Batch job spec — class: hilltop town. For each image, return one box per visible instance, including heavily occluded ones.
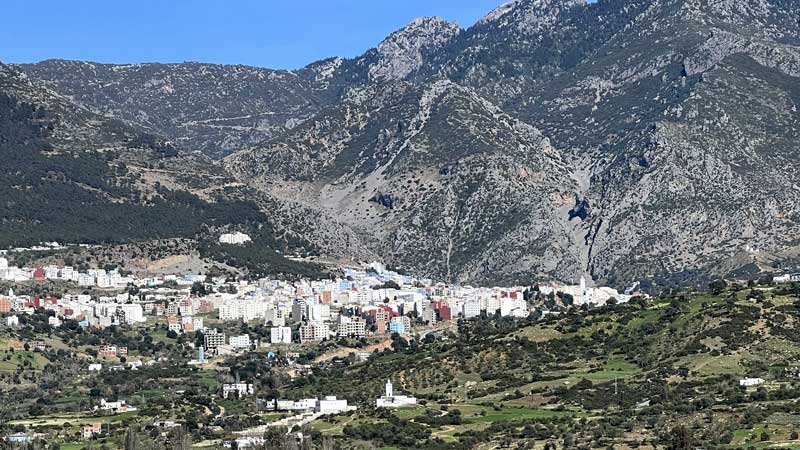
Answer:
[0,239,637,356]
[0,237,646,448]
[3,238,800,449]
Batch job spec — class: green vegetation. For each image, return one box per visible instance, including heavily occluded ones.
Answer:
[284,285,800,449]
[0,92,265,248]
[3,284,800,449]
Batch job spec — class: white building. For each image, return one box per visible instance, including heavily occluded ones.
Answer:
[117,304,145,324]
[265,308,286,327]
[292,301,330,324]
[462,299,481,319]
[6,315,19,327]
[78,273,95,287]
[97,399,136,413]
[317,396,351,415]
[266,397,354,415]
[220,300,266,322]
[308,303,330,323]
[267,398,318,412]
[376,379,417,408]
[222,383,254,399]
[500,297,528,318]
[484,297,501,315]
[219,232,252,245]
[229,334,251,349]
[338,316,366,338]
[740,377,765,387]
[555,276,632,307]
[270,326,292,344]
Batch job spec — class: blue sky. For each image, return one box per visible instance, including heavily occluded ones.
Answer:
[1,0,508,69]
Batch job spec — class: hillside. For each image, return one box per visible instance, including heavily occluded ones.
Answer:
[3,283,800,449]
[14,0,800,289]
[0,62,332,278]
[282,283,800,449]
[0,63,253,244]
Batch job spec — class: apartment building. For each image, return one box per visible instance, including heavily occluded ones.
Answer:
[300,323,330,344]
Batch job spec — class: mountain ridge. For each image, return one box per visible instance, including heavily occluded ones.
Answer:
[9,0,800,289]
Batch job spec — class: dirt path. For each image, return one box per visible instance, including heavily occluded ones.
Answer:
[314,339,393,363]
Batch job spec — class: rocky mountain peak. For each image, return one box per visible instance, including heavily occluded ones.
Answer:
[368,16,461,82]
[478,0,586,32]
[303,57,344,88]
[666,0,799,35]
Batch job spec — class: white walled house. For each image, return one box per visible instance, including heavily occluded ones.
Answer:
[739,377,765,387]
[229,334,251,349]
[219,232,252,245]
[222,383,254,399]
[318,396,351,415]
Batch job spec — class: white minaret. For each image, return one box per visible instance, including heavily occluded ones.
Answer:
[385,379,393,398]
[579,276,587,305]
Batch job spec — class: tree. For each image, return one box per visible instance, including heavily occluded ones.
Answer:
[709,279,727,295]
[320,437,339,450]
[190,282,207,297]
[168,427,192,450]
[123,428,139,450]
[563,432,574,448]
[668,426,693,450]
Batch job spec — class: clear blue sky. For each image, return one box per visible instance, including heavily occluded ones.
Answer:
[1,0,508,69]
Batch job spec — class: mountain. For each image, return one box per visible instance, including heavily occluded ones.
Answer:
[17,60,331,159]
[14,0,800,289]
[226,0,800,288]
[225,78,585,284]
[0,61,268,247]
[0,61,367,278]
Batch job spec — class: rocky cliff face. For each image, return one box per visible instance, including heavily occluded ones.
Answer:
[366,17,461,82]
[225,78,584,284]
[15,0,800,288]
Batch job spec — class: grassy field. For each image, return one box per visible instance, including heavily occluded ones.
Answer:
[466,407,576,423]
[59,439,120,450]
[9,411,137,427]
[510,326,565,342]
[311,415,382,436]
[0,349,50,371]
[731,424,800,449]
